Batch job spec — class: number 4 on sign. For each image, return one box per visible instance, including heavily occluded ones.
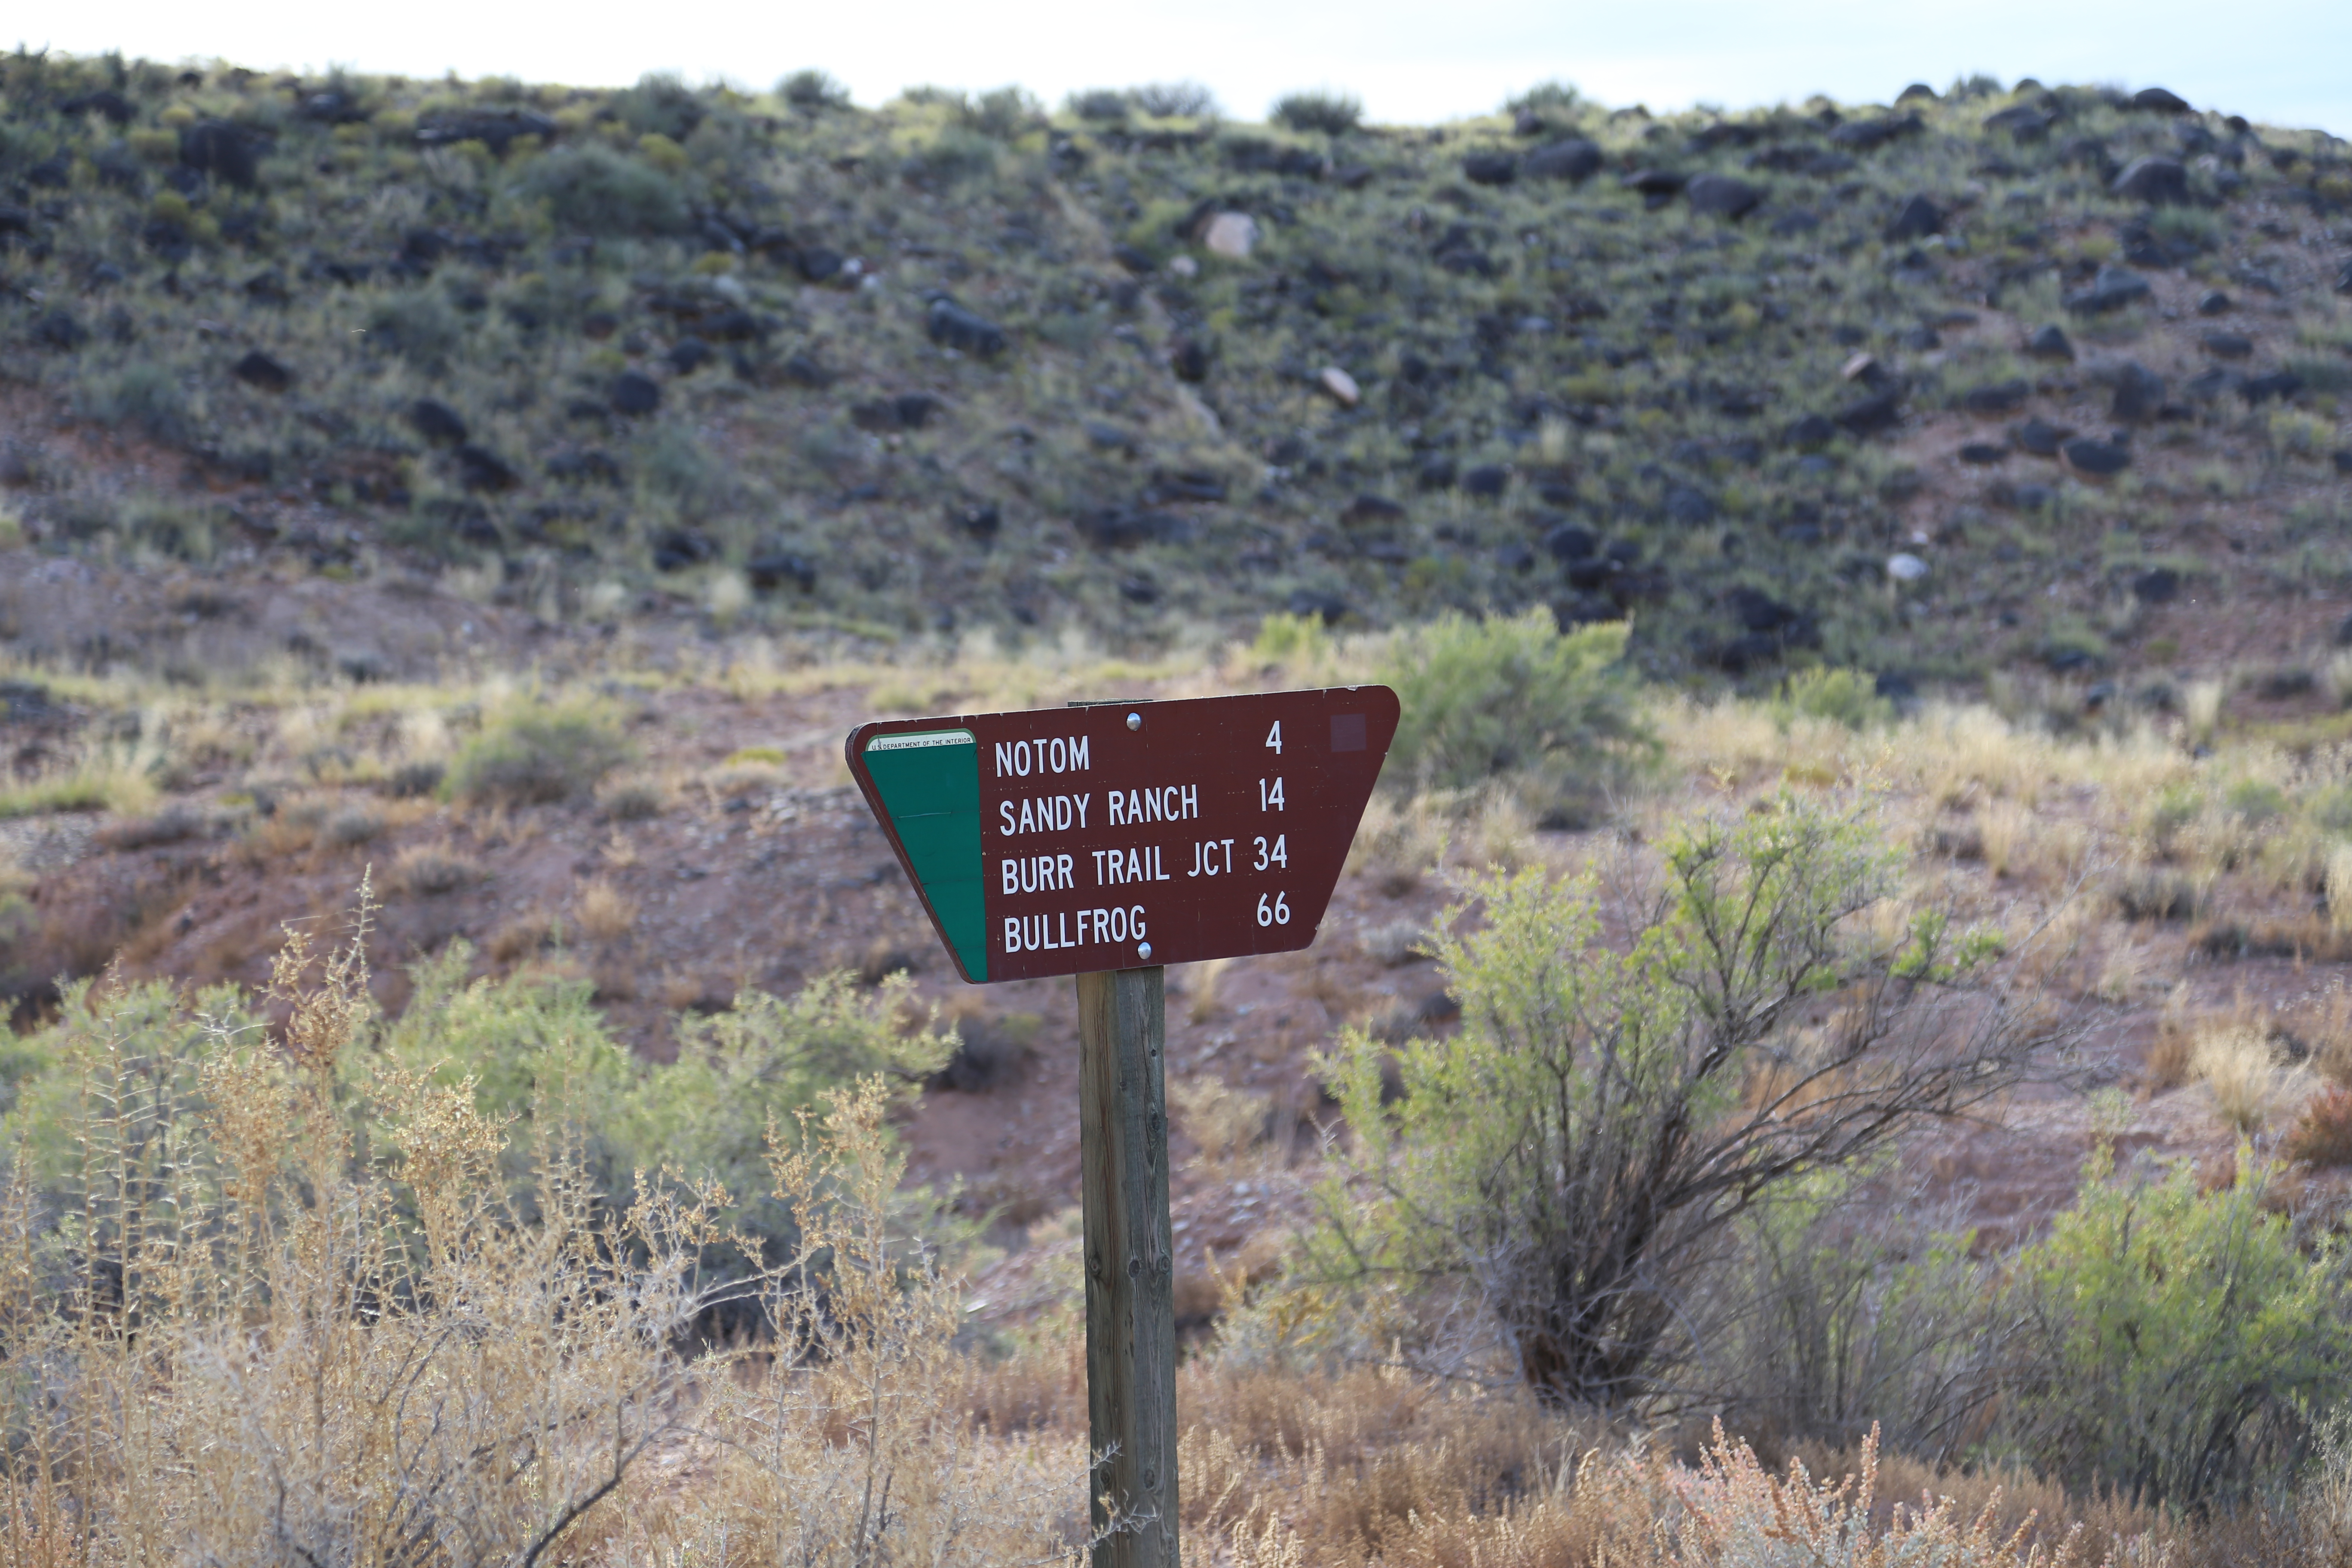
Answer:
[1266,721,1282,755]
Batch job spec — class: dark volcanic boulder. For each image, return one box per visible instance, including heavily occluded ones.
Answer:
[1885,194,1942,241]
[2133,568,2180,603]
[232,350,292,392]
[408,398,469,444]
[2064,266,2151,315]
[2112,156,2188,205]
[2027,324,2075,361]
[1963,380,2030,415]
[2111,361,2168,421]
[2015,416,2075,456]
[1830,113,1923,152]
[1286,589,1349,624]
[1523,138,1603,181]
[1544,524,1598,561]
[1785,413,1836,449]
[546,449,621,485]
[747,550,818,593]
[456,444,519,492]
[2131,87,2191,113]
[2062,438,2131,476]
[611,371,661,415]
[1984,102,2058,141]
[652,528,717,571]
[1075,508,1191,548]
[928,297,1008,357]
[1834,391,1903,436]
[181,122,262,188]
[32,309,86,350]
[2240,371,2304,404]
[1461,151,1518,186]
[1685,174,1761,219]
[60,90,135,125]
[1664,485,1716,525]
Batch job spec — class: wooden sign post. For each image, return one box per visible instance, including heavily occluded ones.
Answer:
[846,687,1398,1568]
[1077,965,1176,1566]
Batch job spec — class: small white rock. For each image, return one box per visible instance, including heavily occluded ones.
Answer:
[1202,211,1259,260]
[1168,254,1199,278]
[1887,552,1929,583]
[1840,351,1879,382]
[1317,366,1361,407]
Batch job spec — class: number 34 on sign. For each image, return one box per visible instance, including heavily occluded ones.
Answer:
[845,686,1399,983]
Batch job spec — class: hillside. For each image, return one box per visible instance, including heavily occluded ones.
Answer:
[2,54,2349,692]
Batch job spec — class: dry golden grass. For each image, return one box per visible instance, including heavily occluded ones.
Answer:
[2297,983,2352,1088]
[486,906,557,963]
[576,877,640,942]
[1348,793,1445,897]
[2148,982,2199,1090]
[1468,786,1536,872]
[2194,1022,2300,1134]
[1978,798,2034,879]
[391,840,483,897]
[1170,1077,1273,1167]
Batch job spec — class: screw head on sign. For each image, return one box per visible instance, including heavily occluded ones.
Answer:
[1126,711,1142,730]
[1137,941,1153,960]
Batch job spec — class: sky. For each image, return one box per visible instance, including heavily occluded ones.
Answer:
[19,0,2352,139]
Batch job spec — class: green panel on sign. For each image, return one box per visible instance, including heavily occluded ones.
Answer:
[864,729,986,980]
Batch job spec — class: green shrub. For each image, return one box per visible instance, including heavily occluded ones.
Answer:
[1776,667,1894,730]
[613,71,706,141]
[1504,81,1581,117]
[1271,90,1362,135]
[1308,796,2030,1406]
[778,69,850,112]
[513,143,690,236]
[78,361,191,442]
[1129,82,1218,119]
[903,129,998,187]
[2226,778,2289,824]
[1713,1169,2000,1458]
[442,699,632,805]
[374,948,952,1258]
[1250,609,1329,665]
[1066,89,1130,122]
[959,86,1041,140]
[365,288,463,371]
[2003,1149,2352,1507]
[1378,610,1651,807]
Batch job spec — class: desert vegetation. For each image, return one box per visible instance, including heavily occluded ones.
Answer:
[3,608,2352,1560]
[2,52,2349,686]
[6,41,2352,1566]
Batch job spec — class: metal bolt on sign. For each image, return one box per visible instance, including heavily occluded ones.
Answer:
[847,687,1399,1568]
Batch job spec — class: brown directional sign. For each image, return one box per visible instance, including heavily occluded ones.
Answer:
[845,686,1400,983]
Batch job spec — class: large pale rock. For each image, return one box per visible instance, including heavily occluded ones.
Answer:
[1202,212,1259,260]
